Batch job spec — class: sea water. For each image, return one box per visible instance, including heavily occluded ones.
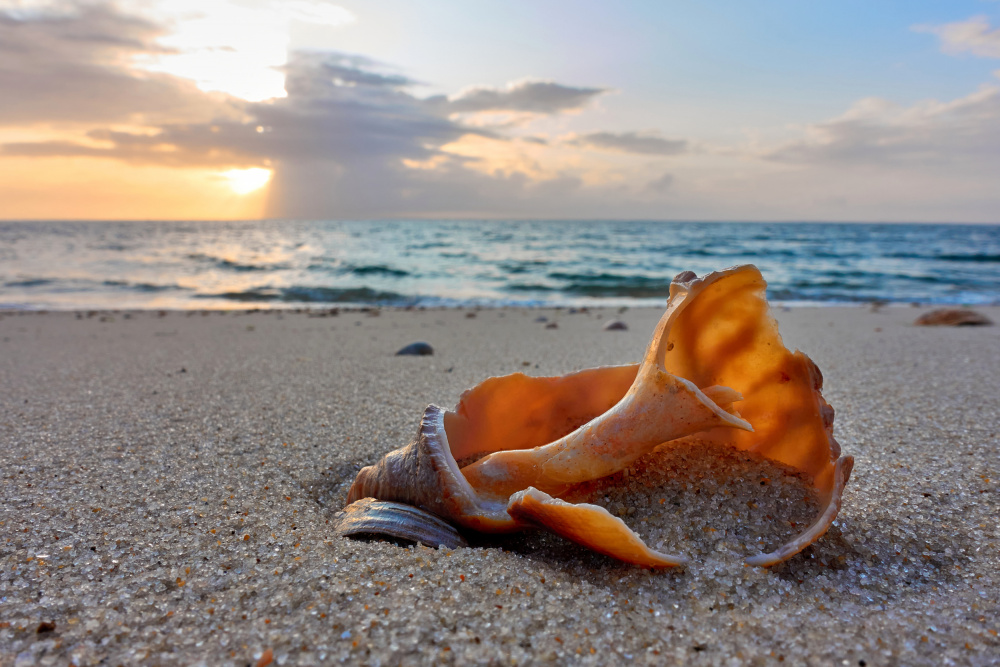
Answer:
[1,220,998,310]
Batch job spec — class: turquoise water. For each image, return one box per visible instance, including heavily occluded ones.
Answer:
[1,220,998,309]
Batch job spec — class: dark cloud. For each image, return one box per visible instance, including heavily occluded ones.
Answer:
[0,2,236,125]
[568,131,687,156]
[3,49,479,168]
[441,80,606,113]
[283,52,418,93]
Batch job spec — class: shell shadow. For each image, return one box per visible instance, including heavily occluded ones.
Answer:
[302,461,362,509]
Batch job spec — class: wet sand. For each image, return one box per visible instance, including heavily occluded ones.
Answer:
[1,305,998,666]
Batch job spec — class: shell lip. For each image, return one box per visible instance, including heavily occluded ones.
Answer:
[743,455,853,567]
[333,497,469,550]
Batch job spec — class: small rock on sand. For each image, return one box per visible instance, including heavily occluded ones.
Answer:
[914,309,993,327]
[603,319,628,331]
[395,341,434,356]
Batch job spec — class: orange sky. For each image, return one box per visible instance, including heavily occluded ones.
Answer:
[0,157,269,220]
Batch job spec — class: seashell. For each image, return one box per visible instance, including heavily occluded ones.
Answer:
[340,265,853,568]
[914,308,992,326]
[332,498,467,549]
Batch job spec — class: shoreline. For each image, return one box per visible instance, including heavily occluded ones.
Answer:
[2,302,997,319]
[1,306,998,665]
[2,297,999,314]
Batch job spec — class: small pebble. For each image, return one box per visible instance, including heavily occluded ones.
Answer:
[603,319,628,331]
[395,341,434,356]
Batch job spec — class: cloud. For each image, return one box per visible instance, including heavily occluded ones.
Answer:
[284,52,416,91]
[442,79,607,114]
[643,172,674,195]
[0,2,689,219]
[282,0,355,27]
[567,131,687,156]
[763,85,1000,167]
[3,51,477,167]
[0,2,238,125]
[1,41,621,216]
[915,15,1000,59]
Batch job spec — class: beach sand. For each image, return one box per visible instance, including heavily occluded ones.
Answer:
[1,305,998,666]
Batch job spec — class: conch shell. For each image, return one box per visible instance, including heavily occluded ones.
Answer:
[336,265,853,567]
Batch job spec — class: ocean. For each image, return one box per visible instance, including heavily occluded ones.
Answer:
[1,220,998,310]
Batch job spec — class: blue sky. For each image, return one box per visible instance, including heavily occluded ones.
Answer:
[323,2,997,109]
[1,0,999,220]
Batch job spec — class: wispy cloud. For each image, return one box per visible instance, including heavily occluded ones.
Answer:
[442,79,607,113]
[914,15,1000,59]
[762,86,1000,166]
[283,0,355,27]
[566,131,687,156]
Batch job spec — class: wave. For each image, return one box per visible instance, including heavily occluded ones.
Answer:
[5,278,54,288]
[544,271,676,297]
[664,247,799,259]
[307,260,411,277]
[186,253,289,272]
[497,260,550,274]
[102,280,187,292]
[6,278,184,292]
[344,264,410,278]
[765,288,871,303]
[885,252,1000,263]
[197,285,412,305]
[407,241,451,250]
[936,253,1000,263]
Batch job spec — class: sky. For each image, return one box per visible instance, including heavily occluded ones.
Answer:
[1,0,999,222]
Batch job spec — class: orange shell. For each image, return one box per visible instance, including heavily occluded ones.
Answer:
[342,265,853,567]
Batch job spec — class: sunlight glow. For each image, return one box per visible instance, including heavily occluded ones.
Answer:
[135,0,355,102]
[223,168,272,194]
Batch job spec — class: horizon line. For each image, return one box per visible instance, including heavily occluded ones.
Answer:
[2,217,999,226]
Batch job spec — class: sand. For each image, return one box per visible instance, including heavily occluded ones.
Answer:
[1,305,998,666]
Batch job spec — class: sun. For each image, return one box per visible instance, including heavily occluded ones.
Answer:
[222,168,272,195]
